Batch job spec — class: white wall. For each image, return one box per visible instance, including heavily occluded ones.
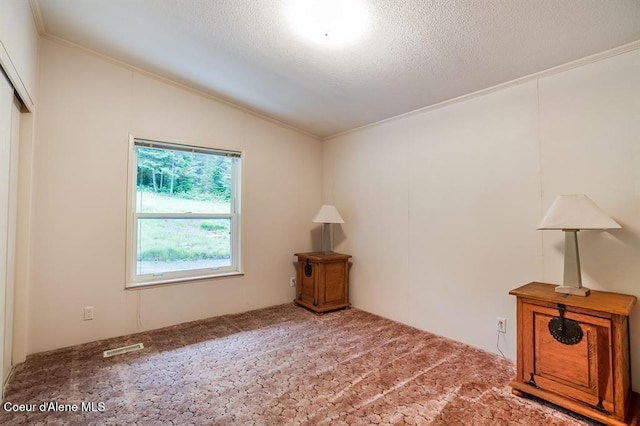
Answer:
[29,38,322,354]
[324,48,640,391]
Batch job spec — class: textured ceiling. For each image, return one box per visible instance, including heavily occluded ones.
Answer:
[35,0,640,138]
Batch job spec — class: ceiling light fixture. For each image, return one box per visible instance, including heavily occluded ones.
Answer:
[287,0,368,46]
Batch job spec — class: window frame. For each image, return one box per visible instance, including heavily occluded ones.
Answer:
[125,136,243,288]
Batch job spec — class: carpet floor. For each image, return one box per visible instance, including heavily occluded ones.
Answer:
[1,304,600,425]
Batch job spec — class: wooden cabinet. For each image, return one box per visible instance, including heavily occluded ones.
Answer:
[510,282,639,425]
[294,252,351,313]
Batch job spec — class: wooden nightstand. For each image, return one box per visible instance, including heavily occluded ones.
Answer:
[293,252,351,313]
[509,282,639,425]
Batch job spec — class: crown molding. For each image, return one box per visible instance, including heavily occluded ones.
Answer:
[40,33,321,141]
[324,39,640,141]
[29,0,45,35]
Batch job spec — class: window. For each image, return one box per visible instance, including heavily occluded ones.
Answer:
[126,138,242,287]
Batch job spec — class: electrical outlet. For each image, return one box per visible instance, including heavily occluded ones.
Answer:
[290,277,296,287]
[496,317,506,334]
[83,306,94,321]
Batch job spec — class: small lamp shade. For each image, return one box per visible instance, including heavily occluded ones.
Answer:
[537,194,621,230]
[313,205,344,224]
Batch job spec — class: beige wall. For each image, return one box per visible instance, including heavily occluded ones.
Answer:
[29,38,322,354]
[324,48,640,390]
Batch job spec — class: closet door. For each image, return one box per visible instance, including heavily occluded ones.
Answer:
[0,71,14,400]
[3,92,19,392]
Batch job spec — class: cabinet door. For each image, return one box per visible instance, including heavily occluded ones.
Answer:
[522,303,613,412]
[298,260,317,307]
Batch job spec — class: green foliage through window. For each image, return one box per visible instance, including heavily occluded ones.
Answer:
[136,146,232,202]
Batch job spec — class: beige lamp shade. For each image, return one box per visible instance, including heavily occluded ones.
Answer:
[312,205,344,224]
[537,194,621,230]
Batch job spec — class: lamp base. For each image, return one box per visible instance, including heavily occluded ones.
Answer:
[320,223,333,253]
[554,285,590,296]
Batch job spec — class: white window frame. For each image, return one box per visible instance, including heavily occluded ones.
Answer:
[126,136,243,288]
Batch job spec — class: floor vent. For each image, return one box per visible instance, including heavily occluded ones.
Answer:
[103,343,144,358]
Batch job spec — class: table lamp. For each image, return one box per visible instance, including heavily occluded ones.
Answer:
[537,194,621,296]
[313,205,344,253]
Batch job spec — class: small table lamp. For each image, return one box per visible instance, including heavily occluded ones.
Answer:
[313,204,344,253]
[537,194,621,296]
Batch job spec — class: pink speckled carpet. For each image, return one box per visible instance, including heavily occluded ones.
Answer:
[1,304,597,425]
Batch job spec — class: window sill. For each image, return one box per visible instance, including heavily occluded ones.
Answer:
[126,271,244,289]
